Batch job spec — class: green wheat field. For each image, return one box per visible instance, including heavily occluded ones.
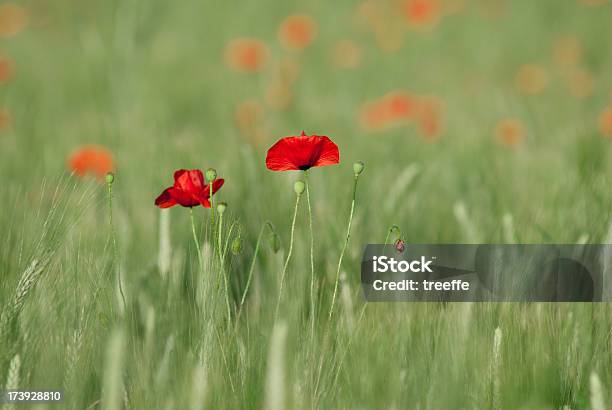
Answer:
[1,0,612,408]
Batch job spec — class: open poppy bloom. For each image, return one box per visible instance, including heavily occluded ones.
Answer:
[155,169,224,208]
[266,131,339,171]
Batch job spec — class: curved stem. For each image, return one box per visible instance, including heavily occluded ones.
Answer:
[107,181,126,311]
[239,222,273,310]
[328,175,359,321]
[189,208,203,271]
[218,212,231,321]
[275,195,301,321]
[304,171,315,333]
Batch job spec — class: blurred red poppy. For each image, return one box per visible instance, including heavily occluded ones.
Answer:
[225,38,269,72]
[0,57,14,84]
[403,0,440,27]
[155,169,224,208]
[0,3,28,38]
[266,131,339,171]
[68,145,115,180]
[278,14,317,50]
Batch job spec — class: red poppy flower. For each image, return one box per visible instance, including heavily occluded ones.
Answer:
[265,131,339,171]
[155,169,224,208]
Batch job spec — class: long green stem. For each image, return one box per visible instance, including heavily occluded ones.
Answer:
[239,222,273,310]
[275,195,301,320]
[189,208,203,271]
[304,171,315,332]
[328,175,359,321]
[218,211,231,321]
[107,180,126,311]
[210,184,215,246]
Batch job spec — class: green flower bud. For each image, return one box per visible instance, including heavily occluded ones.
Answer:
[269,232,281,253]
[294,180,305,195]
[353,161,365,176]
[205,168,217,182]
[105,172,115,185]
[231,236,242,255]
[217,202,227,215]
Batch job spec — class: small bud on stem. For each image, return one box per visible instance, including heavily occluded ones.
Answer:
[205,168,217,182]
[217,202,227,215]
[353,161,365,176]
[294,180,305,196]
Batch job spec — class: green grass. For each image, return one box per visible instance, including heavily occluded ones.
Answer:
[1,0,612,408]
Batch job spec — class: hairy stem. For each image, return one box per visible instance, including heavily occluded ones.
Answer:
[304,171,316,334]
[218,212,232,321]
[107,181,126,311]
[189,208,203,271]
[275,195,301,320]
[328,175,359,321]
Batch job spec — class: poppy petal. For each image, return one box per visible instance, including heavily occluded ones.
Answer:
[266,134,340,171]
[312,136,340,167]
[168,187,199,207]
[174,169,205,192]
[203,178,225,196]
[154,188,177,208]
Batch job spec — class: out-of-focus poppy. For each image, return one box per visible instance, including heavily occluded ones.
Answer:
[599,106,612,137]
[225,38,269,72]
[266,131,339,171]
[0,107,11,131]
[331,40,362,69]
[403,0,441,27]
[495,119,525,147]
[68,145,115,179]
[0,3,28,38]
[357,0,406,52]
[415,97,444,140]
[514,64,549,95]
[359,91,418,131]
[155,169,224,208]
[278,14,317,50]
[0,57,14,84]
[580,0,608,6]
[552,35,582,68]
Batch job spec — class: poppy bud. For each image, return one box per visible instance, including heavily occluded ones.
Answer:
[269,232,281,253]
[231,236,242,255]
[294,180,305,195]
[395,239,405,253]
[205,168,217,182]
[353,161,365,176]
[106,172,115,185]
[217,202,227,215]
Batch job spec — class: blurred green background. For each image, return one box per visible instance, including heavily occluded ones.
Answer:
[1,0,612,408]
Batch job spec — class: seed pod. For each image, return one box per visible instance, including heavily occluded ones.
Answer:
[106,172,115,185]
[353,161,365,176]
[217,202,227,215]
[294,180,305,195]
[205,168,217,182]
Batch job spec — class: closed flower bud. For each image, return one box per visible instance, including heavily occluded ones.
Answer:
[395,239,405,253]
[231,236,242,255]
[205,168,217,182]
[353,161,365,176]
[106,172,115,185]
[217,202,227,215]
[294,180,305,195]
[269,232,281,253]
